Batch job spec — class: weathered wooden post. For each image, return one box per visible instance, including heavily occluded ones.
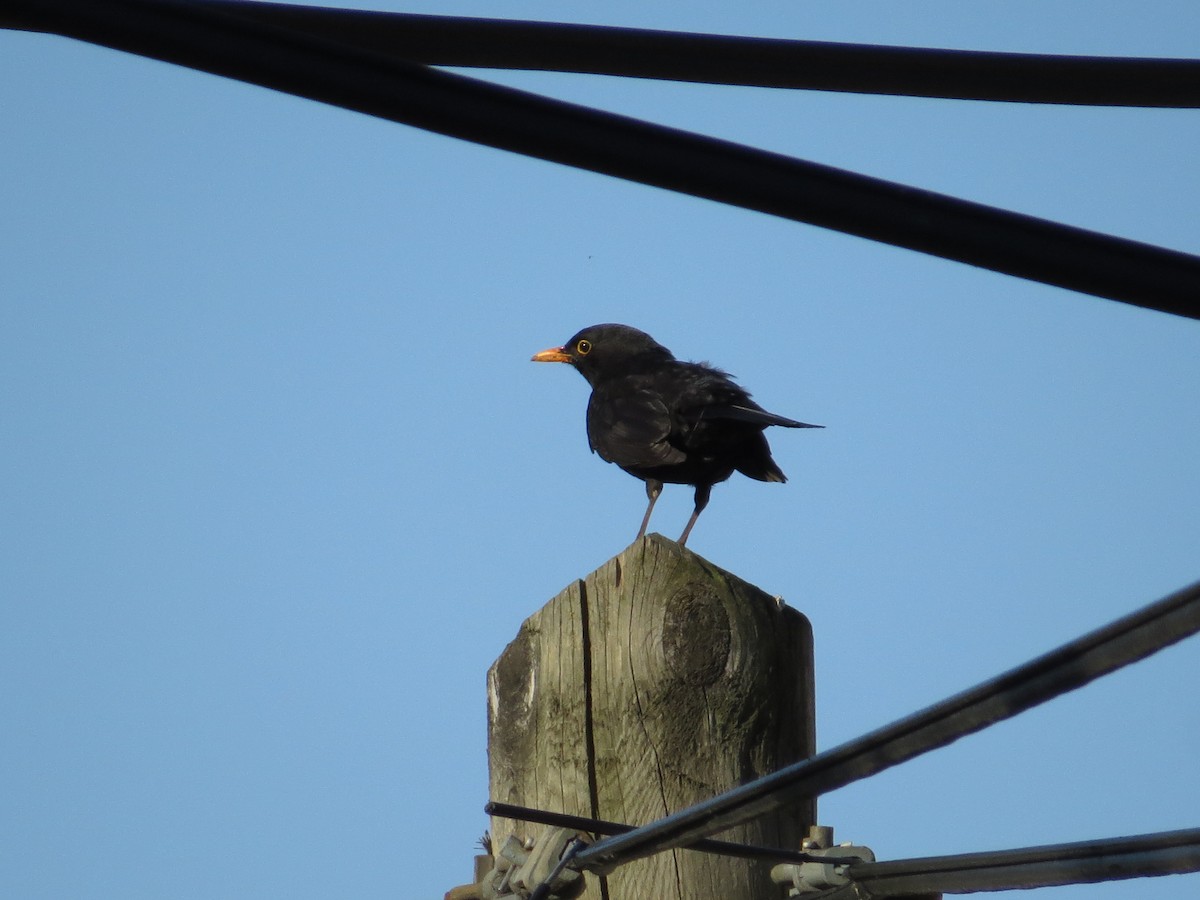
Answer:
[487,534,815,899]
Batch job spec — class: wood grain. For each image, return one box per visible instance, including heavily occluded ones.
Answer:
[489,534,814,899]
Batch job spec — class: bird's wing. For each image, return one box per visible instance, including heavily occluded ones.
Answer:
[695,403,824,429]
[671,364,823,429]
[588,389,688,467]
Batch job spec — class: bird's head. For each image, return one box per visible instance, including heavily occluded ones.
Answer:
[531,324,674,386]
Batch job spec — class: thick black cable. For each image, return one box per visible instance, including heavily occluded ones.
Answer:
[9,2,1200,106]
[836,828,1200,895]
[205,4,1200,108]
[5,0,1200,319]
[570,578,1200,874]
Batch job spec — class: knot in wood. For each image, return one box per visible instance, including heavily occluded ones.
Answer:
[662,583,731,686]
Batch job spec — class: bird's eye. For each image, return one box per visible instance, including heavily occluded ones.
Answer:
[576,339,592,355]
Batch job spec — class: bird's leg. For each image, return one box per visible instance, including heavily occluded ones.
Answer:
[677,483,712,547]
[636,479,663,541]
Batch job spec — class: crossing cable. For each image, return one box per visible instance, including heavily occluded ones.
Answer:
[145,2,1200,107]
[483,800,860,866]
[5,0,1200,320]
[12,2,1200,107]
[568,577,1200,875]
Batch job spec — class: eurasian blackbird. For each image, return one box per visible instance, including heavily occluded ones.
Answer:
[532,323,821,546]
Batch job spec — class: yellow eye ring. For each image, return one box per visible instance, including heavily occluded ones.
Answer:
[576,339,592,355]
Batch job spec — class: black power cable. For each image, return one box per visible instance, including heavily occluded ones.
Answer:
[5,0,1200,319]
[182,3,1200,108]
[11,3,1200,106]
[839,827,1200,895]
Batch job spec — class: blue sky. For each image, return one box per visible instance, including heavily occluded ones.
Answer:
[2,2,1199,898]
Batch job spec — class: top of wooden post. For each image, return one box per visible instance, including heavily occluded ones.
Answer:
[487,534,815,900]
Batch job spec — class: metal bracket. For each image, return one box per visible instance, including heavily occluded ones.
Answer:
[446,828,590,899]
[770,825,876,895]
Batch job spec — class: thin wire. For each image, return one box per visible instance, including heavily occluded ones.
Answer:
[570,578,1200,874]
[484,801,858,865]
[7,0,1200,319]
[528,837,586,900]
[837,827,1200,895]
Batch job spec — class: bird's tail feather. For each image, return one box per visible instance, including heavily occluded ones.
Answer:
[707,404,823,429]
[739,459,788,483]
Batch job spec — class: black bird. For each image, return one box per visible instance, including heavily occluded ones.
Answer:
[532,324,822,546]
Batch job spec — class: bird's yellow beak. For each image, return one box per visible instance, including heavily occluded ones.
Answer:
[531,346,573,364]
